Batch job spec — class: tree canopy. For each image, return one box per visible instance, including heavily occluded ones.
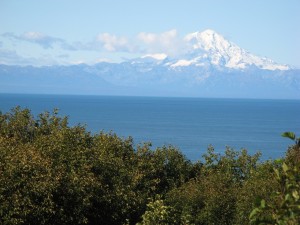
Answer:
[0,107,299,225]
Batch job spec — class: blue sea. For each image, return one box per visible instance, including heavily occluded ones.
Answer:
[1,93,299,161]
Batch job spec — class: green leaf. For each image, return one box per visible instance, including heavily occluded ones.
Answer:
[282,163,289,173]
[249,208,261,219]
[281,132,296,141]
[292,191,299,201]
[285,194,291,201]
[274,158,284,164]
[274,169,281,180]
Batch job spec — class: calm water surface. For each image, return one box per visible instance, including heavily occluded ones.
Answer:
[1,93,299,161]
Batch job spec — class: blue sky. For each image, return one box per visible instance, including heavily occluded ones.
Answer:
[0,0,299,67]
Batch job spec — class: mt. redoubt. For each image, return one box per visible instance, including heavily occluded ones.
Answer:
[0,29,299,99]
[171,29,289,70]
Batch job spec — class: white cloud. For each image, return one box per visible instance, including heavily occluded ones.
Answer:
[97,33,132,52]
[137,32,157,44]
[137,29,185,56]
[2,30,188,56]
[22,31,45,41]
[95,29,186,56]
[138,29,177,44]
[0,29,191,65]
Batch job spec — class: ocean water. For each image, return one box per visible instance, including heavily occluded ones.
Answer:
[1,93,299,161]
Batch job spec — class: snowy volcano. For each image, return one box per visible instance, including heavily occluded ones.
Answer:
[168,29,289,70]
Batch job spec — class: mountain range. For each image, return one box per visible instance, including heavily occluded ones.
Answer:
[1,29,299,99]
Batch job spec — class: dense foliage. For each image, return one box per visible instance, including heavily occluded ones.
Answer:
[0,107,299,225]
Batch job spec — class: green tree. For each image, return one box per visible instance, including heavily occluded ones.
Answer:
[137,196,176,225]
[166,146,264,225]
[249,163,300,225]
[282,132,300,166]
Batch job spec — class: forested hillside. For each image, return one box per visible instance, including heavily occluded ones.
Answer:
[0,107,299,225]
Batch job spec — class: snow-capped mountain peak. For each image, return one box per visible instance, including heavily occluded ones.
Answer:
[171,29,290,71]
[185,29,231,53]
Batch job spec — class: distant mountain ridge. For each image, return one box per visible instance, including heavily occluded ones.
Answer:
[0,29,299,99]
